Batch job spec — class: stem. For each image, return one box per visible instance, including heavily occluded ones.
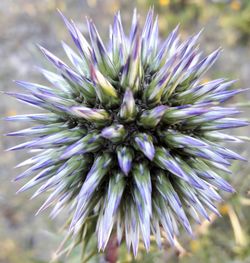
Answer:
[105,235,118,263]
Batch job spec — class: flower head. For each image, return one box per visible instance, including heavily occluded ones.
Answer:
[7,8,248,256]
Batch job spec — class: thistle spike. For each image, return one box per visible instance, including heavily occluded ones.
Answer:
[119,89,137,121]
[71,106,110,124]
[133,133,155,160]
[101,124,127,143]
[138,105,168,128]
[90,65,119,107]
[117,146,133,175]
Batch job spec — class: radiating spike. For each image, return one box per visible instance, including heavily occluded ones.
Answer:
[6,92,46,109]
[71,106,110,124]
[87,19,116,78]
[152,24,180,70]
[61,132,103,160]
[119,89,137,122]
[141,8,155,65]
[58,10,91,59]
[183,147,231,165]
[158,129,208,148]
[163,106,207,123]
[129,9,138,44]
[196,48,222,77]
[133,162,152,214]
[62,41,88,76]
[151,215,162,249]
[101,124,127,143]
[120,36,142,93]
[111,12,126,67]
[154,147,188,181]
[5,113,61,123]
[138,105,168,128]
[16,166,56,192]
[143,54,177,105]
[7,124,63,137]
[32,156,86,199]
[209,145,246,161]
[182,107,240,127]
[116,210,124,245]
[201,88,249,103]
[153,196,175,245]
[97,172,125,251]
[71,153,113,227]
[133,133,155,161]
[132,188,151,251]
[198,118,249,131]
[117,146,133,175]
[39,45,95,99]
[203,131,242,143]
[174,178,210,221]
[90,65,119,107]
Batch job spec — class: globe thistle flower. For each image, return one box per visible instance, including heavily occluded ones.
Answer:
[7,8,248,256]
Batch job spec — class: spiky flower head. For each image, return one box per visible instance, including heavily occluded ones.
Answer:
[7,8,248,256]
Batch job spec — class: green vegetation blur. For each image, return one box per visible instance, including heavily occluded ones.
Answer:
[140,0,250,45]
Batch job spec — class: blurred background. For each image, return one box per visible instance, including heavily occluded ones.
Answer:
[0,0,250,262]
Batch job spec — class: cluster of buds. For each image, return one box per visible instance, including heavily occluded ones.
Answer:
[7,8,248,256]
